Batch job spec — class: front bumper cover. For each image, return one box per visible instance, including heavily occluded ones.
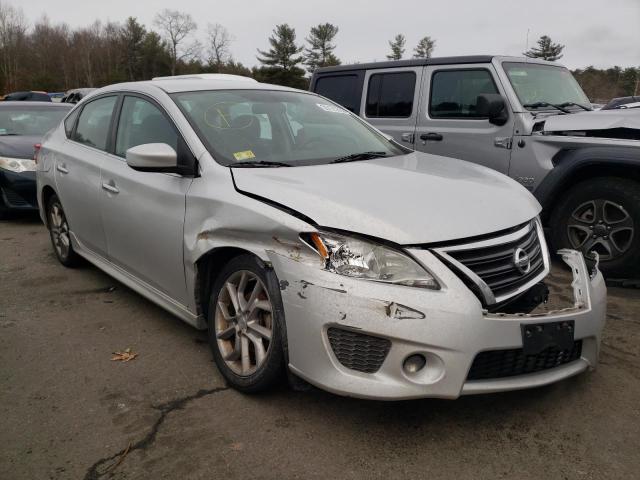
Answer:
[269,248,606,400]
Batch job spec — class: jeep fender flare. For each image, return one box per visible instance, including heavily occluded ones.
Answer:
[534,145,640,220]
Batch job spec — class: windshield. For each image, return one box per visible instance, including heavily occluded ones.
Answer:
[504,62,591,111]
[0,106,69,136]
[171,89,407,167]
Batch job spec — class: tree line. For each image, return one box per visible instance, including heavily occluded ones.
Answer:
[0,1,637,102]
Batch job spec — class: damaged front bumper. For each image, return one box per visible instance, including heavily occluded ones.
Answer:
[269,248,606,400]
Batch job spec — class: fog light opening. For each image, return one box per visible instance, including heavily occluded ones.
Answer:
[403,354,427,374]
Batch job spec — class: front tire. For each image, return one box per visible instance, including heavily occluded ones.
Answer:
[207,254,286,393]
[549,177,640,278]
[46,194,81,267]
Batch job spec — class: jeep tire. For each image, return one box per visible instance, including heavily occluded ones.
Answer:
[549,177,640,278]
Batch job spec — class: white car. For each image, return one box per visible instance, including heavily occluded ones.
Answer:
[36,74,606,399]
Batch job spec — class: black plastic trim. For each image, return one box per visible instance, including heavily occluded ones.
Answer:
[312,56,495,76]
[534,146,640,210]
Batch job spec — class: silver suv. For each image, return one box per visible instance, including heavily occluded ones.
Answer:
[311,56,640,279]
[37,74,606,399]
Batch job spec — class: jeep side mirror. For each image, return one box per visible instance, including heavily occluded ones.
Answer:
[476,94,508,126]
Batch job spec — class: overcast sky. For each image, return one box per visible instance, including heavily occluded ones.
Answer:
[21,0,640,69]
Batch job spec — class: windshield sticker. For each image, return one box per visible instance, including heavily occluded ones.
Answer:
[316,103,349,114]
[233,150,256,161]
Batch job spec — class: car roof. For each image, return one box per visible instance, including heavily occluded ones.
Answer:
[94,74,303,97]
[313,55,562,74]
[0,101,72,109]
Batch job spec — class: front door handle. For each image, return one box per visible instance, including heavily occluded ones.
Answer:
[419,133,443,142]
[101,182,119,194]
[56,164,69,174]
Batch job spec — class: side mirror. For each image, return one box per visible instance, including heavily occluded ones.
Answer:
[476,94,508,126]
[126,143,178,173]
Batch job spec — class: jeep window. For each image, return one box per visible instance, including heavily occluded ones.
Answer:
[115,96,178,158]
[72,96,117,151]
[171,89,407,167]
[429,69,498,119]
[315,75,360,113]
[504,62,590,111]
[365,72,416,118]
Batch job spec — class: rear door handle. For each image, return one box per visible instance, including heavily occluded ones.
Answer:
[101,182,119,194]
[56,164,69,174]
[419,133,443,142]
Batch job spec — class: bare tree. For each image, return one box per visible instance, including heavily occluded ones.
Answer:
[153,9,198,75]
[206,23,232,70]
[0,1,28,91]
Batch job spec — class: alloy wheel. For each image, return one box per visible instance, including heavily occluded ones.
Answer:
[214,270,274,376]
[567,199,635,261]
[50,202,71,260]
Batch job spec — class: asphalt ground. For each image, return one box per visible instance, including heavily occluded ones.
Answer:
[1,213,639,479]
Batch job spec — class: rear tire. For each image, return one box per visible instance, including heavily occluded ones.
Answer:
[46,194,81,267]
[207,254,286,393]
[549,177,640,278]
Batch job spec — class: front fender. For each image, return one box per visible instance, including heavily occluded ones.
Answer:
[534,145,640,211]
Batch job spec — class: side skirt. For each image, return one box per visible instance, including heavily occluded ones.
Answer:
[71,233,206,330]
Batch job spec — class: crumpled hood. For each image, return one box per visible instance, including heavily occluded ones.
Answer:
[232,152,541,245]
[542,109,640,133]
[0,135,41,159]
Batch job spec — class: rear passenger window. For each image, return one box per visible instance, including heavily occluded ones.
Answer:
[365,72,416,118]
[115,96,178,157]
[429,70,498,119]
[315,75,360,113]
[72,96,117,150]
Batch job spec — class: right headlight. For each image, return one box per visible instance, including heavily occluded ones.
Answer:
[0,156,36,173]
[301,230,440,289]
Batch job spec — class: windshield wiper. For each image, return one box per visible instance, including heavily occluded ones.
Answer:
[522,102,571,114]
[330,151,388,164]
[229,160,292,168]
[557,101,592,111]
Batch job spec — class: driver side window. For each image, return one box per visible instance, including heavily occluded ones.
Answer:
[115,96,178,158]
[429,69,499,119]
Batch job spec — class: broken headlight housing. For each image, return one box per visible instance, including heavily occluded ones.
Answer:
[301,231,439,289]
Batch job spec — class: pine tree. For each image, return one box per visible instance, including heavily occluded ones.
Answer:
[304,23,341,73]
[413,36,435,59]
[256,24,306,88]
[386,34,406,61]
[120,17,146,81]
[524,35,564,61]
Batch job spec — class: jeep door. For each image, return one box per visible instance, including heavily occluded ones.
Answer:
[359,67,423,144]
[99,94,193,306]
[54,95,118,257]
[414,65,514,174]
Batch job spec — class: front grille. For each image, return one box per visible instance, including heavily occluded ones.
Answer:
[443,222,547,302]
[467,340,583,380]
[327,327,391,374]
[1,187,29,206]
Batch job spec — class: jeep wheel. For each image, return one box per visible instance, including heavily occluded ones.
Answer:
[549,177,640,278]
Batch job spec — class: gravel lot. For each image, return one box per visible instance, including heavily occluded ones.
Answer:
[1,213,639,480]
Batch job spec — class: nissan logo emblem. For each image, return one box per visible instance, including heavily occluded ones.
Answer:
[513,247,531,274]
